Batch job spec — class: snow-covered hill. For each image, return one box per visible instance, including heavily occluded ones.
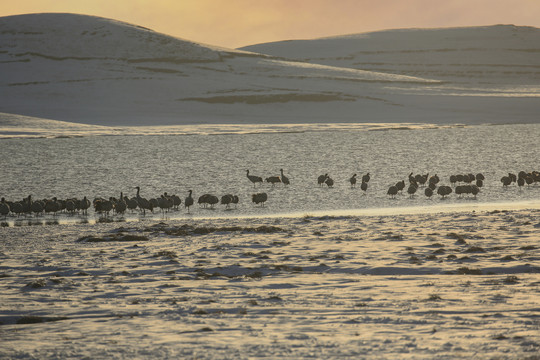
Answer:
[1,14,539,127]
[241,25,540,86]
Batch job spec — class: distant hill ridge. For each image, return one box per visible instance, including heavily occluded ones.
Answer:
[240,24,540,85]
[0,12,247,62]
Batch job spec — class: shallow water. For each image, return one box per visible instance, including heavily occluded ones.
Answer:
[1,123,540,222]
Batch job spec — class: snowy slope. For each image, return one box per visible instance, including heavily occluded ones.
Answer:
[0,13,433,126]
[241,25,540,86]
[1,14,539,127]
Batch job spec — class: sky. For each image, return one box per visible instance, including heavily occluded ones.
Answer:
[2,0,540,48]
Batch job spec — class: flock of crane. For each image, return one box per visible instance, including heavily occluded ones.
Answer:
[1,169,539,219]
[384,172,480,199]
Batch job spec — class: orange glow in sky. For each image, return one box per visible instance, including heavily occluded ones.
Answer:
[2,0,540,48]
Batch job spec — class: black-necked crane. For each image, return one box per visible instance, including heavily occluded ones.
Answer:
[185,190,194,213]
[280,169,290,185]
[115,192,127,215]
[360,181,368,193]
[246,170,263,187]
[135,186,152,215]
[471,185,479,198]
[437,185,452,198]
[318,174,328,186]
[30,196,44,217]
[266,175,281,186]
[231,195,239,208]
[407,184,417,198]
[325,176,334,188]
[171,194,182,210]
[0,198,9,218]
[252,192,268,206]
[349,174,357,188]
[362,173,370,184]
[395,180,405,193]
[125,196,138,213]
[517,177,525,190]
[80,196,91,215]
[199,194,218,208]
[221,194,233,208]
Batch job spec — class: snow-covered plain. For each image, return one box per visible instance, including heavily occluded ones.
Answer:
[1,208,540,359]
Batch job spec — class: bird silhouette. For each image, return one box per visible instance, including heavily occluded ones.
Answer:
[171,194,182,210]
[349,174,357,188]
[387,185,398,198]
[115,192,127,215]
[231,195,239,208]
[80,196,91,215]
[280,169,290,185]
[437,185,452,198]
[325,176,334,188]
[360,181,368,193]
[362,173,370,183]
[517,177,525,190]
[266,175,281,186]
[395,180,405,193]
[221,194,233,208]
[252,192,268,206]
[0,198,10,218]
[246,170,263,187]
[201,194,218,208]
[135,186,152,215]
[407,184,417,198]
[471,185,479,198]
[185,190,194,212]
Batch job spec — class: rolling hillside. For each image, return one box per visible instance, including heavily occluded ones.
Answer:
[241,25,540,86]
[1,14,538,126]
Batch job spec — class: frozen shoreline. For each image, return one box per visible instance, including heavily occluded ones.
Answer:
[1,206,539,359]
[2,199,540,228]
[0,111,464,139]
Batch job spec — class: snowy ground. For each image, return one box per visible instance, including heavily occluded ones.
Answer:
[0,112,441,139]
[1,207,539,359]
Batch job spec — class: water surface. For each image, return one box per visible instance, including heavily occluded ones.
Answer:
[1,123,539,222]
